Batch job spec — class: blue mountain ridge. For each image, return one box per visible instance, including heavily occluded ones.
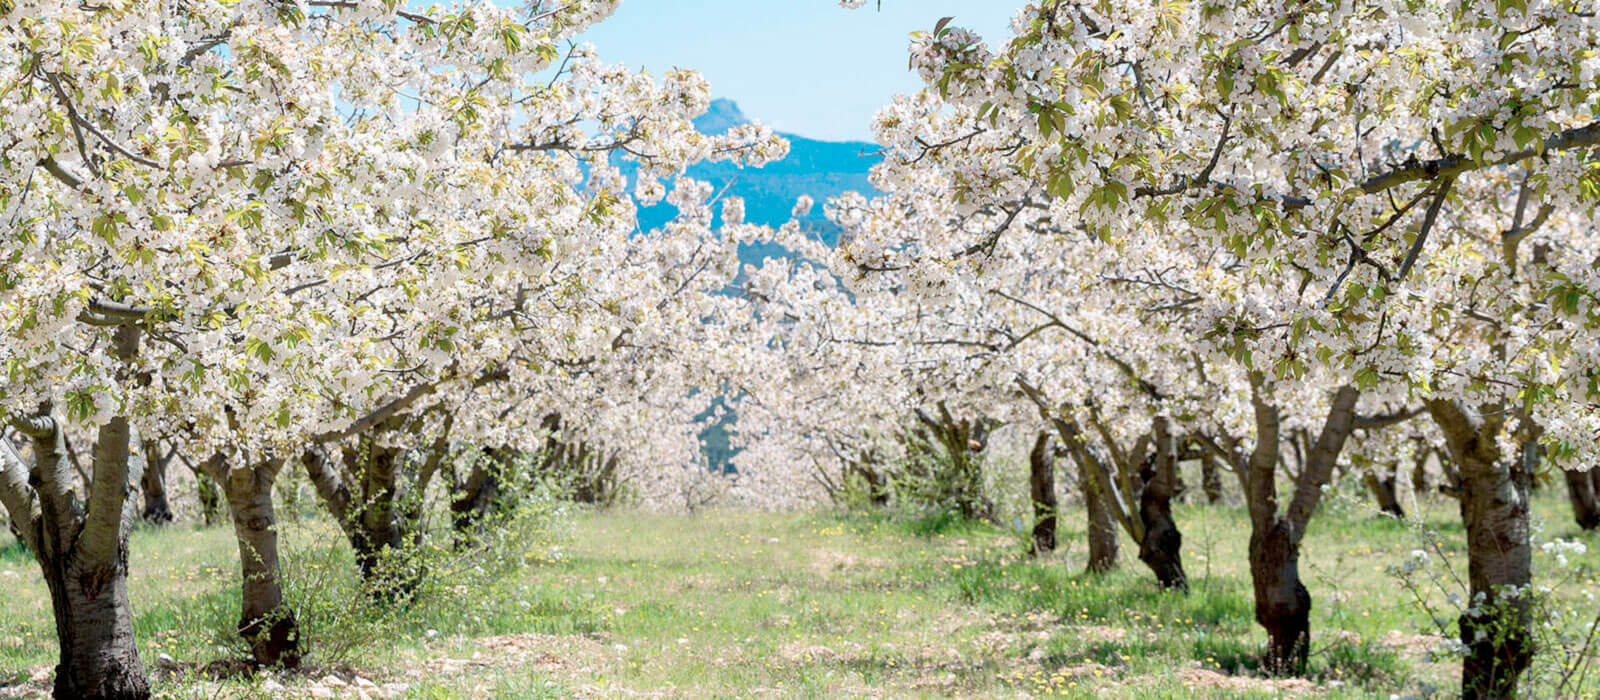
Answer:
[624,100,884,472]
[634,99,882,264]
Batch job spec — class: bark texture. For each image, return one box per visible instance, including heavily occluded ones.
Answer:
[1136,417,1187,592]
[213,457,300,667]
[0,327,155,698]
[1082,472,1120,573]
[1027,431,1057,556]
[1428,400,1533,699]
[46,544,148,700]
[1230,381,1360,675]
[1249,517,1310,676]
[1054,417,1121,574]
[2,413,150,699]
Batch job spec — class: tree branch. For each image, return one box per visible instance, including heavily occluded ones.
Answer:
[1359,121,1600,194]
[1286,385,1360,536]
[0,437,43,554]
[1394,176,1455,283]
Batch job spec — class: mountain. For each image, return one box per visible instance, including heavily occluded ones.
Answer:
[642,100,884,471]
[693,98,753,137]
[635,99,882,263]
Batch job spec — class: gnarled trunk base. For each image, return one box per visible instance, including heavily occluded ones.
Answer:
[1136,513,1187,592]
[1137,464,1187,592]
[46,557,150,699]
[1250,519,1310,676]
[238,611,300,669]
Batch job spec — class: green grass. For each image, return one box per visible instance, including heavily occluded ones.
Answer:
[2,491,1599,698]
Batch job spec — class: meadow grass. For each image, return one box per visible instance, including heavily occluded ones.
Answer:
[2,490,1599,698]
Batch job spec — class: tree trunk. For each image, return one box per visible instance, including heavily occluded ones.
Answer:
[1429,400,1533,699]
[1137,475,1186,589]
[307,442,405,596]
[1083,473,1119,573]
[852,461,890,507]
[218,459,300,668]
[451,453,499,546]
[138,441,172,524]
[1137,418,1187,592]
[1237,381,1359,676]
[1051,417,1121,574]
[351,444,416,599]
[196,468,222,526]
[1028,432,1057,555]
[44,551,149,699]
[3,407,151,698]
[1200,453,1224,504]
[1364,469,1406,519]
[1563,469,1600,530]
[1410,449,1432,504]
[1250,518,1311,675]
[1012,381,1122,575]
[1456,457,1533,699]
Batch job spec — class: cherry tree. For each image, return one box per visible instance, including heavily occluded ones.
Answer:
[0,0,786,692]
[838,0,1599,693]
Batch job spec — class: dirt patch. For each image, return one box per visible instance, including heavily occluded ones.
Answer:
[153,656,410,699]
[0,666,50,699]
[809,549,889,576]
[16,634,624,698]
[1175,668,1320,695]
[412,633,617,678]
[778,642,849,663]
[5,658,415,700]
[294,673,408,699]
[1377,630,1450,657]
[1064,625,1129,643]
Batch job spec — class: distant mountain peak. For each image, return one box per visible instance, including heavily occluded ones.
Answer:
[695,98,751,135]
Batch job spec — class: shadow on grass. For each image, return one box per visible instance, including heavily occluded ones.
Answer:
[1311,638,1405,685]
[831,508,1004,540]
[946,560,1253,631]
[924,550,1414,694]
[1192,635,1260,674]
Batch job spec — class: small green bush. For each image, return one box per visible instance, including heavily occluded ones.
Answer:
[276,487,569,665]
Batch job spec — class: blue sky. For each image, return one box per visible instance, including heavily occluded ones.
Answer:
[570,1,1015,143]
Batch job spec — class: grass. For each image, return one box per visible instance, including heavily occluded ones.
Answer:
[2,489,1599,698]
